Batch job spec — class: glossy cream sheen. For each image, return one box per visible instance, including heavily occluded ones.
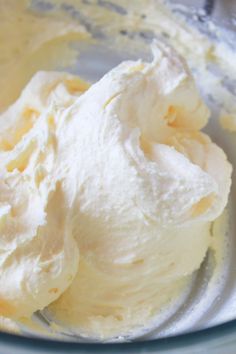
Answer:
[0,43,232,338]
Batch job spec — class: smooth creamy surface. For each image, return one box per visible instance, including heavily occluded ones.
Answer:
[1,0,235,129]
[0,41,231,338]
[35,0,236,130]
[220,113,236,132]
[0,0,89,113]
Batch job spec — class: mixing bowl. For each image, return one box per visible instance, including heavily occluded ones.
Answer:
[0,0,236,353]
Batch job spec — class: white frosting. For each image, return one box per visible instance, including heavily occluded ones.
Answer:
[0,42,231,337]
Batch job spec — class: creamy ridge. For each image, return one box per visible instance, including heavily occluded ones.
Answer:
[0,41,232,338]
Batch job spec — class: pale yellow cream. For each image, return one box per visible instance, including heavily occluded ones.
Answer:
[0,0,88,113]
[0,41,232,338]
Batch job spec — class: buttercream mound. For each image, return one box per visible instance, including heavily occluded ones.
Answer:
[0,42,232,338]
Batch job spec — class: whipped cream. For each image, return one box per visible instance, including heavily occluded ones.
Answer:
[0,42,231,338]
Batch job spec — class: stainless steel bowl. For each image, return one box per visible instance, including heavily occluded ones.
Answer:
[1,0,236,352]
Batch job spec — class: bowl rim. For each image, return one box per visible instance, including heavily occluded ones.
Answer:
[1,318,236,352]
